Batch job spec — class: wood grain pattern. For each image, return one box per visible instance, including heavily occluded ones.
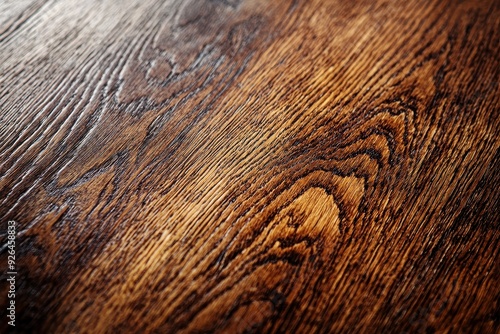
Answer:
[0,0,499,332]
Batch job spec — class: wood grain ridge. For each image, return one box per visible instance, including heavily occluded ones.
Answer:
[0,0,499,333]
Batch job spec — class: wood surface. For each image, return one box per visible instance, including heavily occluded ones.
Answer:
[0,0,499,333]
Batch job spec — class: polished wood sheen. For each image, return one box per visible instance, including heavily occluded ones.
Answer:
[1,0,499,333]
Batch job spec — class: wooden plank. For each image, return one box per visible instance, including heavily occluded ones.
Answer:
[0,0,499,332]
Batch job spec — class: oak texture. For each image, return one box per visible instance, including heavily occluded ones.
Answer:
[1,0,499,333]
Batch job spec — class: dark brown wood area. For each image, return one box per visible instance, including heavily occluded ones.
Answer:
[0,0,499,333]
